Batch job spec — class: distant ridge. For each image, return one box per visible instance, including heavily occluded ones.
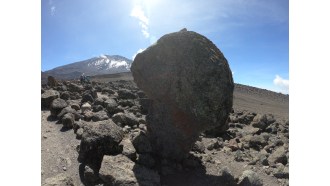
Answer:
[42,55,132,83]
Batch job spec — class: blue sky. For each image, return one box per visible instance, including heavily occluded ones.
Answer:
[42,0,289,93]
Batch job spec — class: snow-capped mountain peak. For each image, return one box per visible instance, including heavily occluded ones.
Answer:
[43,54,133,80]
[87,55,131,71]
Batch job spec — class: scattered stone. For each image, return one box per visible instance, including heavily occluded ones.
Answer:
[131,29,234,160]
[119,138,137,161]
[47,76,58,87]
[76,128,83,140]
[104,98,118,114]
[206,139,223,150]
[117,89,137,99]
[60,91,70,100]
[112,112,139,127]
[238,170,263,186]
[268,146,288,165]
[99,155,160,186]
[192,141,205,153]
[50,98,68,117]
[83,110,93,121]
[273,163,289,179]
[70,104,80,111]
[81,102,92,113]
[67,83,84,93]
[92,105,104,112]
[62,113,75,128]
[249,135,268,150]
[92,110,109,122]
[57,106,80,121]
[251,114,276,130]
[41,90,60,109]
[219,166,236,186]
[78,120,124,170]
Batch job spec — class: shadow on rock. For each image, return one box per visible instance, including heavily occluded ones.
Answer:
[46,115,57,122]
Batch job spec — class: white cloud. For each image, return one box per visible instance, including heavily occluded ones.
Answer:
[51,6,56,16]
[273,75,289,94]
[130,5,150,38]
[132,48,145,60]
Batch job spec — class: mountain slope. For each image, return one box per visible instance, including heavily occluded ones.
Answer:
[42,55,132,81]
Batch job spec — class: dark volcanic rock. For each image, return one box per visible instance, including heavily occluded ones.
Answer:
[78,120,124,170]
[41,90,60,109]
[92,110,109,122]
[47,76,58,87]
[117,89,137,99]
[67,83,84,93]
[99,155,160,186]
[131,29,234,160]
[62,113,75,128]
[50,98,68,117]
[238,170,263,186]
[112,112,139,127]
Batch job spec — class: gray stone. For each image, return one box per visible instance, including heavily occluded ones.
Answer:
[99,155,160,186]
[57,106,80,121]
[273,163,289,179]
[60,91,70,100]
[47,76,58,87]
[78,120,124,169]
[268,146,288,165]
[76,128,83,140]
[117,89,137,99]
[50,98,68,117]
[104,98,118,114]
[119,138,137,161]
[92,110,109,122]
[112,112,139,127]
[62,113,75,128]
[192,141,205,153]
[81,102,92,113]
[41,90,60,109]
[131,29,234,160]
[238,170,263,186]
[67,83,84,93]
[251,114,276,130]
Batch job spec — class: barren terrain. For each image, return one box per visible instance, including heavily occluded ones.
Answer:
[42,72,289,186]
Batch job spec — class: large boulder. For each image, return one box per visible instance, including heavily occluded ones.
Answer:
[78,120,124,170]
[131,29,234,160]
[99,155,160,186]
[41,90,60,109]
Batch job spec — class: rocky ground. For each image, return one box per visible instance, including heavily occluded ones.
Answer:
[41,74,289,186]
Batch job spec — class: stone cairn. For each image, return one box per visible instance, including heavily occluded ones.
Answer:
[131,29,234,160]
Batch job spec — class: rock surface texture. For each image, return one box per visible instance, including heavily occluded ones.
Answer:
[131,29,234,160]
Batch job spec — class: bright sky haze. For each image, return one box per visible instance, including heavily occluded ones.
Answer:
[42,0,289,93]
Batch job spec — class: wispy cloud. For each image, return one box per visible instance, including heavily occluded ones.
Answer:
[49,0,56,16]
[132,48,145,60]
[130,6,150,38]
[273,75,289,94]
[51,6,56,16]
